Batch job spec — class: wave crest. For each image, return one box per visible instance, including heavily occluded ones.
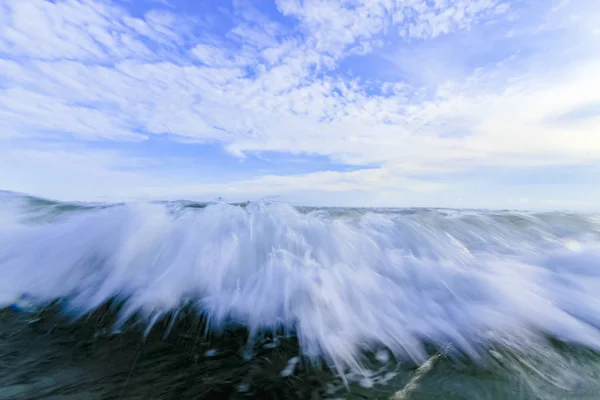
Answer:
[2,194,600,371]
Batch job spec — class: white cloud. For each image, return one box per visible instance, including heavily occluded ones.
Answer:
[276,0,504,54]
[0,140,441,205]
[0,0,599,207]
[122,168,444,206]
[0,143,152,202]
[0,0,192,61]
[0,87,145,141]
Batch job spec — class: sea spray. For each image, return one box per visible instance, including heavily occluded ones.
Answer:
[2,192,600,378]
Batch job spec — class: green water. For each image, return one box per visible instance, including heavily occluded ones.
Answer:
[2,308,600,400]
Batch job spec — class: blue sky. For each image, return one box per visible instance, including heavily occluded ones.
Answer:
[0,0,599,209]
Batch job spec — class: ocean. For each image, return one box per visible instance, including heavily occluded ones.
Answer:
[1,191,600,399]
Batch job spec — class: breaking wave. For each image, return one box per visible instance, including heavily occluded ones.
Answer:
[2,191,600,372]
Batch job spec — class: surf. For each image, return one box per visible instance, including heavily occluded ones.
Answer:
[2,192,600,376]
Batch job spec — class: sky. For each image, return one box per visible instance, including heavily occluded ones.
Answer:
[0,0,599,210]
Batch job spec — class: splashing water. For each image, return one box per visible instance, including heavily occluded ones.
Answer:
[1,191,600,378]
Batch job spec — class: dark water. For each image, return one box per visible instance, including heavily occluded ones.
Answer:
[3,307,600,399]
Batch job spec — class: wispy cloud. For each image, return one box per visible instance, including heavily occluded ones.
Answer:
[0,0,599,208]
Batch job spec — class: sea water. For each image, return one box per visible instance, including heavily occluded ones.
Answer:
[2,191,600,399]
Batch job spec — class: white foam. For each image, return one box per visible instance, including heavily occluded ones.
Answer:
[280,356,300,377]
[204,349,217,357]
[376,349,390,364]
[2,196,600,373]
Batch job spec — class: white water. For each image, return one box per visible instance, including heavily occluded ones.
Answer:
[2,193,600,371]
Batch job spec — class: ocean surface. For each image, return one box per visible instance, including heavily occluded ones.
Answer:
[2,191,600,399]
